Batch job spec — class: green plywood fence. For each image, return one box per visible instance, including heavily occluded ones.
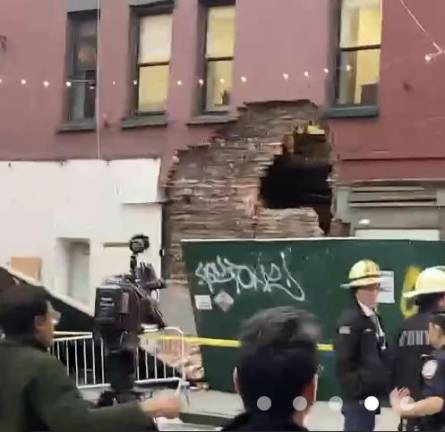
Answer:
[182,238,445,400]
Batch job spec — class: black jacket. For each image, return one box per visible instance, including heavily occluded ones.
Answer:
[0,338,156,432]
[420,346,445,432]
[334,301,391,402]
[222,412,308,431]
[392,311,433,401]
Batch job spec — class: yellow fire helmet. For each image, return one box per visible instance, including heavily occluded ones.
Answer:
[341,259,386,289]
[404,266,445,299]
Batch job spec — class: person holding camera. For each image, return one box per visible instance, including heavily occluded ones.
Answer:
[0,282,181,432]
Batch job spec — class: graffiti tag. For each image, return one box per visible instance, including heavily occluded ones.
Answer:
[194,252,306,302]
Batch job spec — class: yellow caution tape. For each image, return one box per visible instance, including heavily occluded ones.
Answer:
[152,334,334,352]
[54,332,334,352]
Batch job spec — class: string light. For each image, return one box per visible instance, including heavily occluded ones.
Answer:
[359,218,371,226]
[0,54,439,93]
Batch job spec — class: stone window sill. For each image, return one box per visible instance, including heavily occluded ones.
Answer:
[121,115,168,129]
[57,119,96,133]
[187,114,238,126]
[324,105,379,119]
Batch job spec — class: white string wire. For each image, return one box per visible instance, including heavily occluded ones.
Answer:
[95,0,102,160]
[398,0,444,56]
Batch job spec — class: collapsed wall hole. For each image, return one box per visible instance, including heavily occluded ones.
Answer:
[260,124,333,234]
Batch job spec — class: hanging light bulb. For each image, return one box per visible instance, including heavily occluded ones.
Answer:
[198,79,204,86]
[20,79,27,85]
[219,78,225,84]
[324,68,329,74]
[304,71,309,78]
[66,81,72,87]
[177,80,183,86]
[43,81,50,88]
[0,78,3,84]
[283,73,289,80]
[133,80,138,86]
[425,54,432,63]
[346,64,352,72]
[241,76,247,83]
[112,81,116,86]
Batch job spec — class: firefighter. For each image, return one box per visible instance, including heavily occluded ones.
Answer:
[391,311,445,431]
[393,267,445,432]
[335,259,391,432]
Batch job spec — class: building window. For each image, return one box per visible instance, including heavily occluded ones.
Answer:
[66,12,98,121]
[335,0,382,106]
[203,5,236,112]
[135,14,172,114]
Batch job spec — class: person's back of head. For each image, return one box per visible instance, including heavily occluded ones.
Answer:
[234,307,320,428]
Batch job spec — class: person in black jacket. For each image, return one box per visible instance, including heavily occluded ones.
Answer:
[0,279,181,432]
[391,311,445,432]
[223,306,321,431]
[393,267,445,432]
[335,259,391,432]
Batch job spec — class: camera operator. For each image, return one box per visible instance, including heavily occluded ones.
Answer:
[0,281,181,432]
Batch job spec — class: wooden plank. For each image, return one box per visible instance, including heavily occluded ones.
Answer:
[10,257,42,281]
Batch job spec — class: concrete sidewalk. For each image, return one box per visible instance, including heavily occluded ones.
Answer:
[81,388,400,430]
[184,390,400,431]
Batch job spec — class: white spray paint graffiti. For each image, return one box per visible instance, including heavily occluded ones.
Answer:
[194,252,306,302]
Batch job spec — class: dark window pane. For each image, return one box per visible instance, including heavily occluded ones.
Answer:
[138,65,169,112]
[337,48,380,105]
[67,71,96,121]
[67,14,97,121]
[74,18,97,72]
[205,60,233,111]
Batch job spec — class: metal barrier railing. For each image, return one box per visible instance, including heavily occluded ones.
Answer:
[50,327,188,395]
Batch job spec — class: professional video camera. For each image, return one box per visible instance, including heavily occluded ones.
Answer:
[93,234,166,404]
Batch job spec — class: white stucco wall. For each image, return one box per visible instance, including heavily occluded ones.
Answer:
[0,159,162,310]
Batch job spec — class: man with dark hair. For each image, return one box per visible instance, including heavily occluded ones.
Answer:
[393,267,445,432]
[335,259,391,432]
[0,280,181,432]
[391,311,445,431]
[223,306,321,431]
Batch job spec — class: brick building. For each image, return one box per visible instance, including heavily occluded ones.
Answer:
[0,0,443,330]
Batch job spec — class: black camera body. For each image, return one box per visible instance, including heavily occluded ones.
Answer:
[93,235,166,403]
